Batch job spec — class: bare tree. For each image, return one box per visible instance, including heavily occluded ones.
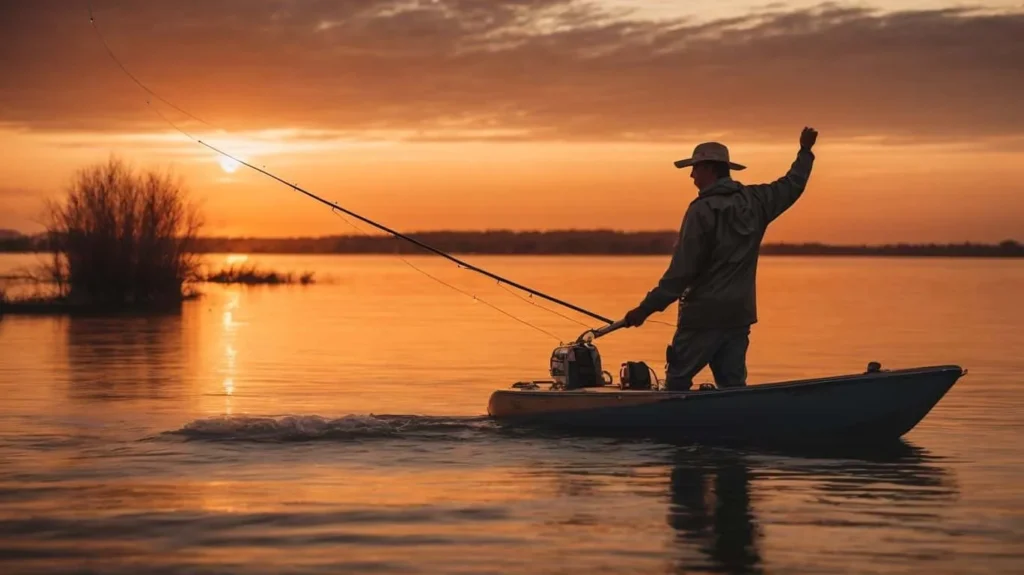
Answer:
[41,155,204,308]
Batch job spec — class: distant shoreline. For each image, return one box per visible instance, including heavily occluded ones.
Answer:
[1,230,1021,258]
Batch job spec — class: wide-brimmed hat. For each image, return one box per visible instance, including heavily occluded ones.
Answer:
[673,142,746,171]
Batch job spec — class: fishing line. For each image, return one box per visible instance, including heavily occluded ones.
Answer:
[87,4,215,132]
[327,209,563,341]
[87,3,572,342]
[86,2,678,334]
[496,283,592,329]
[85,1,618,329]
[326,201,603,339]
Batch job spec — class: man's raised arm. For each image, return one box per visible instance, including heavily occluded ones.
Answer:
[751,127,818,224]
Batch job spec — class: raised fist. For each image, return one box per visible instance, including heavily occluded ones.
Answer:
[800,126,818,150]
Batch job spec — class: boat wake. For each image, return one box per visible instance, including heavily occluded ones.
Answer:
[164,414,497,442]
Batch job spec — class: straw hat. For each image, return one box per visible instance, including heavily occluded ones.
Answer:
[673,142,746,171]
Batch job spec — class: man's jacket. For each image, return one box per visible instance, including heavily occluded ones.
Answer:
[636,148,815,329]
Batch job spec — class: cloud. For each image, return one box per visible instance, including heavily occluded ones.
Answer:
[1,1,1022,143]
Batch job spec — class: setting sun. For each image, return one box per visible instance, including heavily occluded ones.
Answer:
[218,155,241,173]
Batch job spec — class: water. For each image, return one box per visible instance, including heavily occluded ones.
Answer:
[1,253,1022,574]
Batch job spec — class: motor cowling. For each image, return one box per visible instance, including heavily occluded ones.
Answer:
[550,342,606,389]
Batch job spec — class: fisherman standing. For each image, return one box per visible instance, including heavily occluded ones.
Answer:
[620,127,818,390]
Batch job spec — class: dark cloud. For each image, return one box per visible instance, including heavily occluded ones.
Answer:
[0,0,1021,142]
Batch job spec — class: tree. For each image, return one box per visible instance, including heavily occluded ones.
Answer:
[41,155,204,308]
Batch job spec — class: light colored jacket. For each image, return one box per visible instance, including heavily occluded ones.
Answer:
[637,147,815,329]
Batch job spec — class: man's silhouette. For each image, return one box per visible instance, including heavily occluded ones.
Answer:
[620,127,818,390]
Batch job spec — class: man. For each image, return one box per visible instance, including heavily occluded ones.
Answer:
[621,127,818,390]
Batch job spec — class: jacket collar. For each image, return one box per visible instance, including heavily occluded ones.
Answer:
[698,176,743,198]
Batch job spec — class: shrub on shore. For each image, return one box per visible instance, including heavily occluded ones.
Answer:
[36,155,203,309]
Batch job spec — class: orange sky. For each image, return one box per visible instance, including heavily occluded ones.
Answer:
[1,0,1022,243]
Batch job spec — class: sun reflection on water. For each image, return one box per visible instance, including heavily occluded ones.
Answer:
[224,254,249,266]
[220,291,242,414]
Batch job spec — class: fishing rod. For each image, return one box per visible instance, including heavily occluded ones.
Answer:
[196,139,615,325]
[84,2,616,328]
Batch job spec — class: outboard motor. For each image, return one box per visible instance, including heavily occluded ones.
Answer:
[549,342,606,389]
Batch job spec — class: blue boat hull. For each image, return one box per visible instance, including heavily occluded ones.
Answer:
[487,365,966,446]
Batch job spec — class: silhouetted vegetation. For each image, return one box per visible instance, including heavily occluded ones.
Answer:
[0,231,35,252]
[3,156,203,314]
[199,263,315,285]
[760,240,1024,258]
[2,229,1022,257]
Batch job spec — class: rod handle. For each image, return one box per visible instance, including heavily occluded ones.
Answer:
[577,318,627,343]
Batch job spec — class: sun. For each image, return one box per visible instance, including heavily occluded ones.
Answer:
[218,155,241,173]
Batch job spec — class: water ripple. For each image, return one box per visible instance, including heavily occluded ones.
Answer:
[164,414,494,442]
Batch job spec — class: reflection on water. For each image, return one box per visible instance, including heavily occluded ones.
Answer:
[661,443,959,574]
[1,254,1022,574]
[220,289,241,415]
[63,315,187,403]
[667,451,763,574]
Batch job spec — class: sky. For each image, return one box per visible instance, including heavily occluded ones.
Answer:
[1,0,1022,243]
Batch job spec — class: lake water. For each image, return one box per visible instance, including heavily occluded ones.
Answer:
[1,253,1022,574]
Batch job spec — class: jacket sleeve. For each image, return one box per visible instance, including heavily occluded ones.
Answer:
[750,147,815,224]
[636,203,711,315]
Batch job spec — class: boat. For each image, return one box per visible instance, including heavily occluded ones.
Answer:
[488,357,966,446]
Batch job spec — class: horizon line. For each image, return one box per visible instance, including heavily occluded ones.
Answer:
[0,227,1021,247]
